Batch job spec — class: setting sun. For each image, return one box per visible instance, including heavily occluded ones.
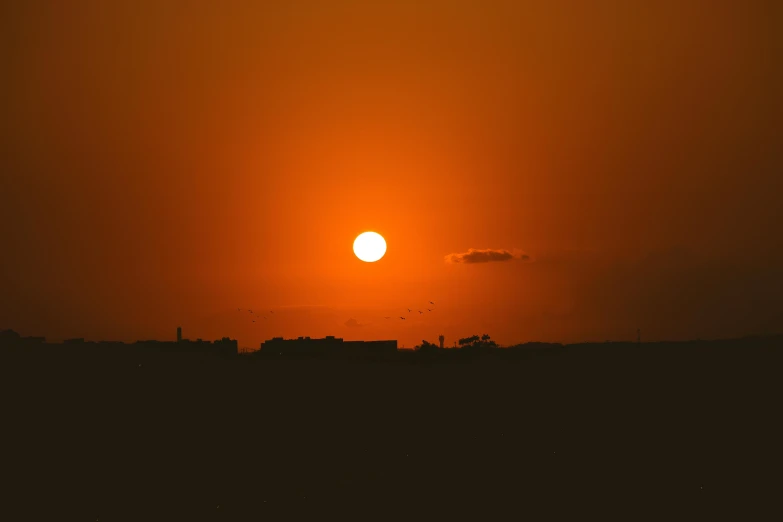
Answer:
[353,232,387,262]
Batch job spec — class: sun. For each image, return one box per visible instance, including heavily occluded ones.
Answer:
[353,232,387,262]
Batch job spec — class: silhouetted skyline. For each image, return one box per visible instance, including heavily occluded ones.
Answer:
[5,326,781,363]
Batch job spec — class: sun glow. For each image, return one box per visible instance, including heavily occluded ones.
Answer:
[353,232,387,262]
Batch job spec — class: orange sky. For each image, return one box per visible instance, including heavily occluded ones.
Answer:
[2,1,782,348]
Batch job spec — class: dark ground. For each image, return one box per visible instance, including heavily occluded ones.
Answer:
[2,338,781,520]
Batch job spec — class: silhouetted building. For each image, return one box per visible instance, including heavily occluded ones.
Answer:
[344,340,399,356]
[259,336,397,357]
[439,334,445,350]
[177,327,182,343]
[164,336,238,356]
[216,337,239,357]
[0,330,45,348]
[0,329,237,357]
[0,330,20,344]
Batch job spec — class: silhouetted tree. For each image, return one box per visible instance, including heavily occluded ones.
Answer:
[415,340,439,353]
[458,335,480,347]
[457,334,498,351]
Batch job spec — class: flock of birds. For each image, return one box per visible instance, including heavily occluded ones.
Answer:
[237,301,438,327]
[237,308,275,324]
[386,301,436,321]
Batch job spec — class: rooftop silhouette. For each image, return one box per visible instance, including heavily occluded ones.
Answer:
[1,327,238,357]
[258,335,397,357]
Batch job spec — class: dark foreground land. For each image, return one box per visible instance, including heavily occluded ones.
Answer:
[2,337,782,520]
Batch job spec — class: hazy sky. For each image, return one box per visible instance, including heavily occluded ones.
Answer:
[2,1,781,348]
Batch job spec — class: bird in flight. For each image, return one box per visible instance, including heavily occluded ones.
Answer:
[429,301,435,305]
[418,311,423,314]
[400,317,406,320]
[384,317,391,320]
[407,308,412,313]
[252,320,255,323]
[270,311,274,314]
[427,308,433,312]
[237,308,241,311]
[249,309,253,314]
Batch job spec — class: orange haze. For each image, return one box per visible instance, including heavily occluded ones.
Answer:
[2,1,782,348]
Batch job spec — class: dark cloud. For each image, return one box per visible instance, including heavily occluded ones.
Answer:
[344,318,367,328]
[445,248,531,264]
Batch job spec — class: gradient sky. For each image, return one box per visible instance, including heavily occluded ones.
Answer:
[2,1,782,348]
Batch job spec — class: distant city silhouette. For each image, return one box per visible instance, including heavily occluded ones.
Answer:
[1,327,237,357]
[4,326,781,364]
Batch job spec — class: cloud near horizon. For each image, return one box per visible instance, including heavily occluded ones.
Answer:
[344,318,367,328]
[445,248,531,264]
